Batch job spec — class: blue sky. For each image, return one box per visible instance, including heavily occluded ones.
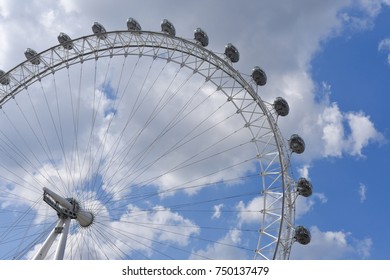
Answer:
[292,4,390,259]
[0,0,389,260]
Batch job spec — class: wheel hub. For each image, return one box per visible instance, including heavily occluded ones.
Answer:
[43,187,94,227]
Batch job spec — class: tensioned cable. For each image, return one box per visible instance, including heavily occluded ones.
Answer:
[92,58,172,204]
[0,33,290,259]
[93,220,202,260]
[96,59,182,190]
[84,56,128,205]
[96,96,246,207]
[104,173,259,204]
[79,55,113,202]
[94,153,258,218]
[0,109,54,194]
[119,220,254,257]
[82,57,164,207]
[99,83,215,198]
[101,190,259,222]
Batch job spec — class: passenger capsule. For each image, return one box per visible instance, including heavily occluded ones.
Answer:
[161,19,176,36]
[273,97,289,117]
[194,28,209,47]
[57,32,73,50]
[224,43,239,63]
[92,22,107,39]
[252,66,267,86]
[127,17,141,31]
[0,70,10,85]
[24,48,40,65]
[294,226,311,245]
[289,134,305,154]
[297,177,313,197]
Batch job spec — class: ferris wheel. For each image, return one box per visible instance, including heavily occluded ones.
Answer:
[0,18,312,260]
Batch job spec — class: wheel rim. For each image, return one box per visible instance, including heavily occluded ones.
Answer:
[0,29,299,260]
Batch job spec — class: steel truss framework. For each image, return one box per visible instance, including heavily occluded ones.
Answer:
[0,30,297,260]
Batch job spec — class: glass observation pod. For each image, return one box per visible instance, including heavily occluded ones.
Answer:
[0,70,10,85]
[24,48,40,65]
[252,66,267,86]
[92,22,107,39]
[224,43,240,63]
[289,134,305,154]
[57,32,73,50]
[273,97,290,117]
[127,17,142,31]
[194,28,209,47]
[161,19,176,36]
[297,177,313,198]
[294,226,311,245]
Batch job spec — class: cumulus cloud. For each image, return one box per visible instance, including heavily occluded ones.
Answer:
[346,112,384,156]
[318,103,345,157]
[317,103,383,158]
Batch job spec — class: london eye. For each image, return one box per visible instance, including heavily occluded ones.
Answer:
[0,18,312,260]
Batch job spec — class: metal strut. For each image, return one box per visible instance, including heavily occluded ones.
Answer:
[43,189,77,219]
[33,187,93,260]
[32,217,70,260]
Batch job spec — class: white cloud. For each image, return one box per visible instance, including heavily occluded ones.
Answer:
[340,0,390,31]
[298,164,311,179]
[295,193,327,219]
[212,204,224,219]
[378,38,390,51]
[316,103,383,158]
[190,229,247,260]
[116,204,200,249]
[346,112,384,157]
[291,226,373,259]
[358,183,367,203]
[236,196,264,225]
[26,202,201,259]
[318,103,345,157]
[376,1,390,63]
[355,237,372,258]
[378,38,390,64]
[356,0,385,18]
[59,0,78,13]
